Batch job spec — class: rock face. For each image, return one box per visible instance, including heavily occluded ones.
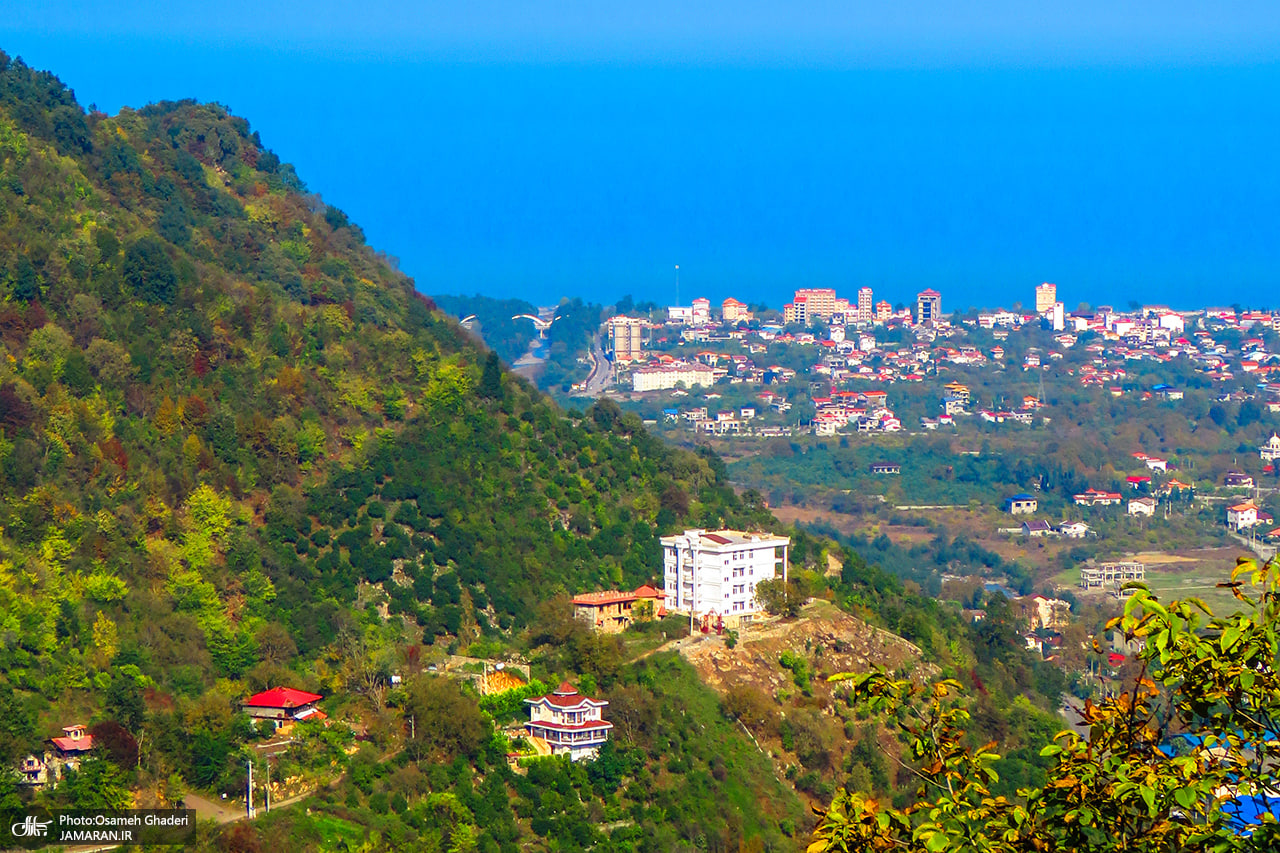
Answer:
[680,601,926,697]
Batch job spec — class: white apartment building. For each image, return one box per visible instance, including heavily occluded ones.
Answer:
[857,287,873,323]
[661,529,790,626]
[632,363,715,392]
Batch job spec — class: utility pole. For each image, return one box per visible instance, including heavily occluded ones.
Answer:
[265,760,270,813]
[246,760,253,819]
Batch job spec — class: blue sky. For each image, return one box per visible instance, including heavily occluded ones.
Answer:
[3,3,1279,309]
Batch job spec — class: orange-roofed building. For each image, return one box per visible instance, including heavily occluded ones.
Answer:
[572,584,666,632]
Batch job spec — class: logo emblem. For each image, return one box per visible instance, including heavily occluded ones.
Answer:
[10,815,52,837]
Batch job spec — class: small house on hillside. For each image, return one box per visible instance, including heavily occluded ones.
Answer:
[50,725,93,765]
[1006,494,1038,515]
[1128,497,1157,517]
[242,687,326,728]
[524,681,612,761]
[869,462,901,475]
[1022,520,1053,537]
[1227,503,1259,531]
[1224,470,1255,488]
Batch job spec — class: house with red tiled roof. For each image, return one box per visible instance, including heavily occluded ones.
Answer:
[524,682,612,761]
[1227,502,1259,531]
[572,585,665,632]
[242,687,325,728]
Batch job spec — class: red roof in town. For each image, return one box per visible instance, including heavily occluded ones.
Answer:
[244,687,323,709]
[702,533,732,544]
[632,584,663,599]
[1108,653,1127,667]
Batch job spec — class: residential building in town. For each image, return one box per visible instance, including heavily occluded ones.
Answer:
[524,681,612,761]
[1080,561,1146,590]
[572,585,665,632]
[607,315,646,363]
[1262,433,1280,462]
[661,528,790,626]
[1006,494,1038,515]
[792,288,838,320]
[722,297,751,323]
[1224,471,1255,488]
[667,305,694,324]
[691,297,712,326]
[632,362,715,392]
[916,289,942,324]
[857,287,873,323]
[875,300,892,322]
[1035,282,1057,314]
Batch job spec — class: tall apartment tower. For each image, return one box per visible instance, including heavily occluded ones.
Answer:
[857,287,873,323]
[1035,282,1057,315]
[607,316,646,363]
[916,289,942,325]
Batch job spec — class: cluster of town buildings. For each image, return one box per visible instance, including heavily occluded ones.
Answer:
[605,286,1280,453]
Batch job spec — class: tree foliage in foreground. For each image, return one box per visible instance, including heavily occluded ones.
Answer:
[811,555,1280,852]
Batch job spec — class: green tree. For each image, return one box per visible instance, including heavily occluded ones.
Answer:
[123,235,177,304]
[0,683,35,764]
[479,350,503,399]
[404,676,488,762]
[811,555,1280,852]
[63,756,132,809]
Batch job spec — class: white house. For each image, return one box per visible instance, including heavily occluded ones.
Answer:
[525,682,612,761]
[1059,521,1090,539]
[1227,502,1259,530]
[1128,497,1157,517]
[1261,433,1280,462]
[661,529,790,627]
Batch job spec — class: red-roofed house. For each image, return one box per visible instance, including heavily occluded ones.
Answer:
[524,682,612,761]
[50,725,93,760]
[242,687,325,726]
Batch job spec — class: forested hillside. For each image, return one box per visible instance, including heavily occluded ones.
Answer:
[0,46,784,820]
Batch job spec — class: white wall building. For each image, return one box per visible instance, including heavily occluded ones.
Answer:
[661,529,790,626]
[632,363,715,392]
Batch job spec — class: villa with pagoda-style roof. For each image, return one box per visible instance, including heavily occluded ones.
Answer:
[524,681,612,761]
